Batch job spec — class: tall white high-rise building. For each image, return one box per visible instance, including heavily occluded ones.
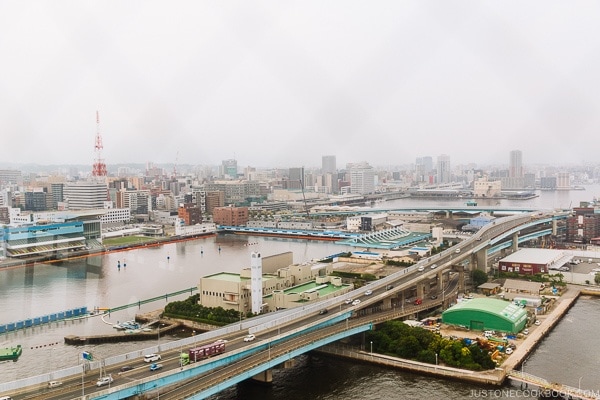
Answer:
[509,150,523,178]
[349,162,375,194]
[437,154,451,184]
[250,252,263,314]
[64,181,109,210]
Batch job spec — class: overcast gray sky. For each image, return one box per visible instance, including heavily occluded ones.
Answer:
[1,1,600,169]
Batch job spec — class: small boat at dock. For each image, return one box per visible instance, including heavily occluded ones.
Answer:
[113,320,141,330]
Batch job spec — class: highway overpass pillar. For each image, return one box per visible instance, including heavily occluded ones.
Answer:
[457,266,465,293]
[512,232,519,252]
[474,248,488,272]
[252,369,273,383]
[552,219,558,236]
[383,297,392,310]
[417,282,425,299]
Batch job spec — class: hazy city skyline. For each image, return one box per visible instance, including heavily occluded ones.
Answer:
[2,1,600,168]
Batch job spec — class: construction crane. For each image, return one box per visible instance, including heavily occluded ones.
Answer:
[298,170,310,219]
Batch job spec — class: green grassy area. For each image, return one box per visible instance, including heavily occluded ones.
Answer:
[102,236,158,246]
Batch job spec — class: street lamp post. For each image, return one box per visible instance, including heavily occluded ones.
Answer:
[370,341,373,358]
[435,353,438,368]
[521,358,527,375]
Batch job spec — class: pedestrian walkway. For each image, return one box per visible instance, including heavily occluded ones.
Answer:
[507,370,599,400]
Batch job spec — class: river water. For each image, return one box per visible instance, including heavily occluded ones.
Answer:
[1,186,600,398]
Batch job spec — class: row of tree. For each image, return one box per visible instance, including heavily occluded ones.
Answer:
[163,294,242,325]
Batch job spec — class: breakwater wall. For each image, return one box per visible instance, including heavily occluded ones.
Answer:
[0,307,88,334]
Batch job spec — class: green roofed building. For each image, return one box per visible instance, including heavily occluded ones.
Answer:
[441,298,528,334]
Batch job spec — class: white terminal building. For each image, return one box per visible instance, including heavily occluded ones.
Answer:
[198,252,354,314]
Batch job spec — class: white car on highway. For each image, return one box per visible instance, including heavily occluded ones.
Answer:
[143,354,161,363]
[96,375,113,387]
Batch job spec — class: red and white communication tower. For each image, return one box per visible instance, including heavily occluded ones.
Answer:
[92,111,107,178]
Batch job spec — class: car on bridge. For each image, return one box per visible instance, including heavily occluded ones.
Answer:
[243,334,256,342]
[364,289,373,296]
[417,266,425,272]
[344,298,354,304]
[143,353,161,363]
[351,299,361,306]
[96,375,113,387]
[149,363,163,372]
[318,309,328,315]
[430,264,437,269]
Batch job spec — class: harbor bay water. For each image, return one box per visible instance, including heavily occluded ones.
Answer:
[1,186,600,397]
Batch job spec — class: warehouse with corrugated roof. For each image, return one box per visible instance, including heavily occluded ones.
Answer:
[498,248,568,275]
[441,298,528,333]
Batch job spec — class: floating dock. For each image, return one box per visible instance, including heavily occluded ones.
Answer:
[64,321,182,345]
[0,345,22,361]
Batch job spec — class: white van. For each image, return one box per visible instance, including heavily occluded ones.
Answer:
[0,396,14,400]
[143,353,161,363]
[48,380,63,388]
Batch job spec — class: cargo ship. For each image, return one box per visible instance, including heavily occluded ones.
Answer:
[0,345,22,361]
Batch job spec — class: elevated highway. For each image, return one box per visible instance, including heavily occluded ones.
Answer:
[3,211,567,400]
